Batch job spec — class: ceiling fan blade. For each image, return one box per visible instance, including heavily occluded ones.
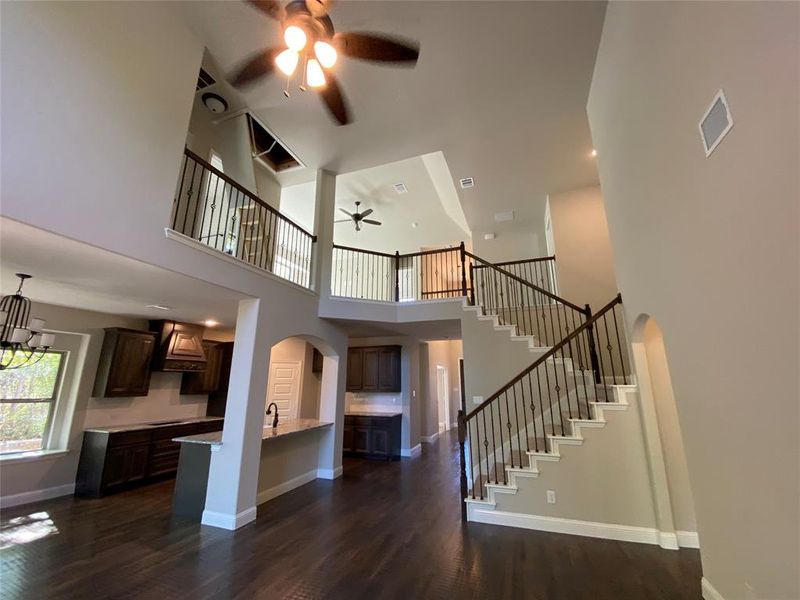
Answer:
[338,208,353,217]
[319,74,351,125]
[359,208,374,218]
[229,48,281,88]
[334,32,420,64]
[247,0,285,21]
[334,219,351,223]
[362,219,382,226]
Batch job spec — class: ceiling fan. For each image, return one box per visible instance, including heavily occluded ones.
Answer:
[230,0,420,126]
[335,201,382,232]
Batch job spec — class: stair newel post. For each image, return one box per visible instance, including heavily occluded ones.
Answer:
[585,304,602,385]
[459,242,468,299]
[469,263,475,306]
[457,409,469,521]
[394,251,401,302]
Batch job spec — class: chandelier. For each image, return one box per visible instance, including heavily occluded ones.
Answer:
[0,274,55,370]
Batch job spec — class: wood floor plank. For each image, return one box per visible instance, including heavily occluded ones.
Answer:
[0,431,702,599]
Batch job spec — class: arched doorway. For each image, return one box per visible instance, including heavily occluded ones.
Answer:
[631,315,698,547]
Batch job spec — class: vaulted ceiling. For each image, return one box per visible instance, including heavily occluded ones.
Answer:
[177,1,605,239]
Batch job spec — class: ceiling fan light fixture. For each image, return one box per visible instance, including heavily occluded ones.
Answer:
[306,58,326,88]
[284,25,307,51]
[276,48,299,76]
[314,40,337,68]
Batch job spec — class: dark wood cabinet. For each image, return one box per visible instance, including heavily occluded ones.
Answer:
[312,348,324,374]
[343,414,401,460]
[93,328,158,398]
[346,346,401,393]
[75,419,223,497]
[205,342,235,417]
[180,341,225,395]
[150,320,207,372]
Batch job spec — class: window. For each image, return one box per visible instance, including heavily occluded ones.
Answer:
[0,351,66,454]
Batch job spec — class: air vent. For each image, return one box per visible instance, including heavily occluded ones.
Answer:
[494,211,514,223]
[393,183,408,194]
[247,114,302,173]
[459,177,474,189]
[196,68,216,91]
[699,89,734,157]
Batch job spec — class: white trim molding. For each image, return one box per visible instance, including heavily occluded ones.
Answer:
[701,577,726,600]
[677,530,700,549]
[316,466,343,480]
[201,506,257,530]
[401,444,422,458]
[0,483,75,509]
[0,449,69,465]
[256,469,317,505]
[421,432,439,443]
[467,508,684,548]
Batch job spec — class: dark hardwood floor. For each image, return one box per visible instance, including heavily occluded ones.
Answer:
[0,431,701,599]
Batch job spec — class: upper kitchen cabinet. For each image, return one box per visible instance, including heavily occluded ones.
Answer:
[180,340,227,395]
[346,345,401,393]
[93,328,158,398]
[150,320,207,372]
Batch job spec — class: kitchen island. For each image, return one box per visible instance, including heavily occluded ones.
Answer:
[171,418,333,520]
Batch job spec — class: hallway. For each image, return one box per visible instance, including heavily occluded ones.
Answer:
[0,432,701,599]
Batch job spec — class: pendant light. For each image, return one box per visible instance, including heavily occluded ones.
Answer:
[0,274,55,370]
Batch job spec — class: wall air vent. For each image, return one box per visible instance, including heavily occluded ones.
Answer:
[393,183,408,194]
[494,211,514,223]
[459,177,474,189]
[699,89,734,157]
[246,113,303,173]
[196,68,216,91]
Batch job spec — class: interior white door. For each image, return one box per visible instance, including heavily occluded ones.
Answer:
[267,360,301,421]
[436,366,449,432]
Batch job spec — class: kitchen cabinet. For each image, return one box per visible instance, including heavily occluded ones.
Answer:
[343,414,401,461]
[346,346,401,393]
[312,348,324,374]
[204,342,235,417]
[150,320,207,372]
[93,328,158,398]
[180,341,225,395]
[75,418,224,497]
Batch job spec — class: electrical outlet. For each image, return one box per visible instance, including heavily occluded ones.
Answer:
[473,396,483,405]
[546,490,556,504]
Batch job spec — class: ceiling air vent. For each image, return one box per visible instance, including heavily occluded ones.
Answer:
[459,177,474,189]
[196,68,216,91]
[393,183,408,194]
[494,211,514,223]
[699,89,734,157]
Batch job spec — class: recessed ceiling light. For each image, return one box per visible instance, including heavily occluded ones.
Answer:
[590,149,597,157]
[146,304,172,311]
[483,233,496,240]
[411,222,419,229]
[204,319,219,327]
[459,177,474,189]
[393,182,408,194]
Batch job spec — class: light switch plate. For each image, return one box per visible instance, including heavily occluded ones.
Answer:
[546,490,556,504]
[472,396,483,405]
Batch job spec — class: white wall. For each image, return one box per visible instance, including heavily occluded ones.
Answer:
[420,340,463,438]
[472,229,546,264]
[268,337,320,420]
[547,185,618,309]
[280,181,317,233]
[587,3,799,598]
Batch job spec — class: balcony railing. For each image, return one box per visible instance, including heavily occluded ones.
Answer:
[171,148,316,288]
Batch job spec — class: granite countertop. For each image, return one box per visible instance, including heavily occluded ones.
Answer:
[345,411,403,418]
[174,418,333,447]
[85,416,223,434]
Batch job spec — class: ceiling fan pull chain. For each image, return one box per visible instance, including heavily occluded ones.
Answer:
[283,72,291,98]
[299,55,308,92]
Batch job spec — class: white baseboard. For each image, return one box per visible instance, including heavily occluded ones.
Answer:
[317,466,343,480]
[468,508,669,547]
[658,531,679,550]
[401,444,422,458]
[256,469,318,505]
[450,421,458,429]
[421,432,439,443]
[701,577,726,600]
[0,483,75,509]
[677,530,700,548]
[201,506,257,530]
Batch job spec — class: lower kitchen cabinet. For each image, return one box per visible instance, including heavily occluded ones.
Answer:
[343,414,401,461]
[75,419,223,497]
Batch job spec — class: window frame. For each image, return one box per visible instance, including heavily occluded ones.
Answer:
[0,350,68,455]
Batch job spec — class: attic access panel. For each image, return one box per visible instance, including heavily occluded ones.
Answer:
[246,114,301,173]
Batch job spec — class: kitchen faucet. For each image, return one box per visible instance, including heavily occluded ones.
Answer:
[266,402,279,428]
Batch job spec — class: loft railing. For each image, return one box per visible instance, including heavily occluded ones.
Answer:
[457,294,631,508]
[171,148,317,288]
[472,256,558,298]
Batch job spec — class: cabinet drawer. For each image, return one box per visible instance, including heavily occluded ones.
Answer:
[148,452,181,477]
[350,416,372,427]
[151,439,181,457]
[107,430,151,448]
[151,423,196,441]
[195,420,224,434]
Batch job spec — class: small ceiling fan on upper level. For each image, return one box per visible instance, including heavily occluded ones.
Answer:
[229,0,420,125]
[335,201,382,232]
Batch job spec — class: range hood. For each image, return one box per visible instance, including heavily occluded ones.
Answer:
[150,320,207,372]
